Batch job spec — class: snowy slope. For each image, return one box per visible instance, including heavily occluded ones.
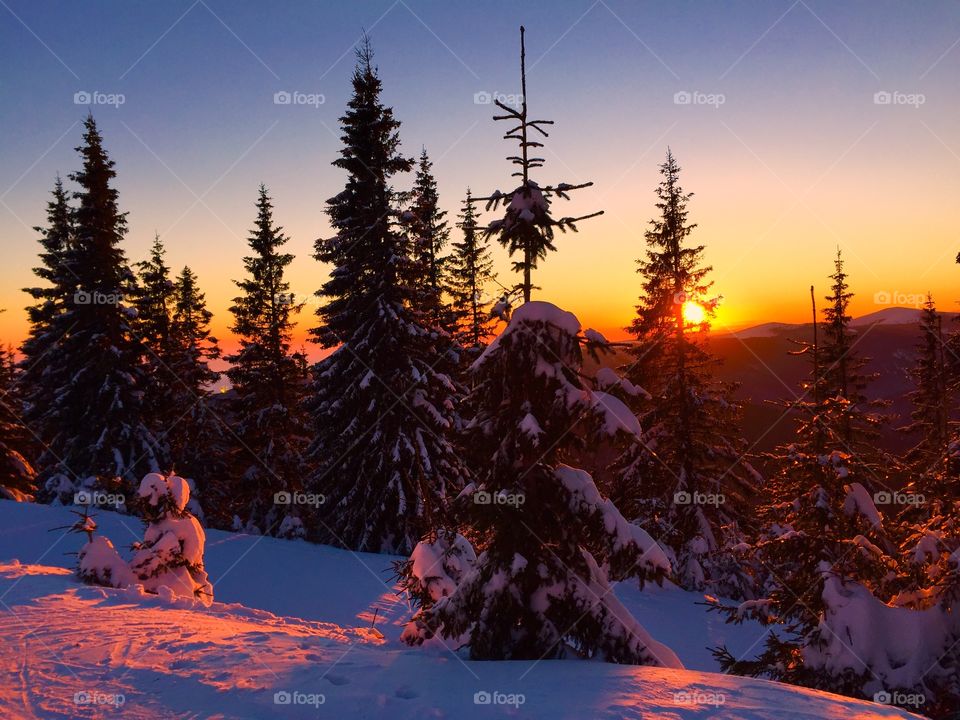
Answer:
[0,502,925,720]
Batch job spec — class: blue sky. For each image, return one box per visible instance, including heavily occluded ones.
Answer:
[3,1,960,347]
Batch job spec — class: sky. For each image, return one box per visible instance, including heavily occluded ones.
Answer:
[2,0,960,356]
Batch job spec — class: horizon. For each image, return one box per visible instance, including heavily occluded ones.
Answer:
[3,1,960,356]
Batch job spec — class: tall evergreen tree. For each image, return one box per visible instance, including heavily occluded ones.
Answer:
[901,295,950,474]
[131,233,176,471]
[404,148,450,326]
[710,259,900,702]
[165,266,227,515]
[34,116,157,497]
[447,189,497,353]
[613,149,757,598]
[0,342,36,499]
[225,185,308,535]
[306,40,469,553]
[478,26,601,303]
[20,177,75,438]
[400,301,680,666]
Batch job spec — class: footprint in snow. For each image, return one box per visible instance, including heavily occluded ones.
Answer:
[395,686,418,700]
[324,674,350,686]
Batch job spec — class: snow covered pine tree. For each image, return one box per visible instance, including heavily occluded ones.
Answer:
[708,255,925,711]
[226,185,309,536]
[613,149,758,599]
[400,301,681,667]
[130,472,213,604]
[305,38,468,554]
[32,116,159,502]
[0,343,36,500]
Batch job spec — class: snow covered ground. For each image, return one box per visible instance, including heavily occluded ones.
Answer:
[0,501,924,719]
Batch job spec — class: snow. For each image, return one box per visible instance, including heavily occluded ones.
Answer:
[589,391,643,438]
[843,482,883,528]
[0,501,927,720]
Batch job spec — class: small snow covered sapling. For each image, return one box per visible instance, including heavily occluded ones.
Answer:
[401,302,681,667]
[129,472,213,604]
[66,502,132,589]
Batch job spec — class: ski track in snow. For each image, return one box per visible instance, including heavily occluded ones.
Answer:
[0,502,926,720]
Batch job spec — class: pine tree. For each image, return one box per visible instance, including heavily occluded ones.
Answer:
[19,177,75,441]
[478,26,601,303]
[306,39,469,553]
[130,472,213,604]
[613,149,757,598]
[403,148,450,326]
[400,302,681,666]
[901,295,950,475]
[447,189,497,353]
[709,260,901,702]
[165,266,226,516]
[225,185,308,535]
[0,343,36,499]
[34,116,157,498]
[131,233,176,470]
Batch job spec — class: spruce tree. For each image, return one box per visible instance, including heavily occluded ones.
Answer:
[35,116,157,497]
[400,302,681,666]
[479,27,601,303]
[404,148,450,326]
[306,39,469,554]
[225,185,308,535]
[710,260,900,701]
[131,233,176,471]
[165,266,226,516]
[447,189,497,353]
[20,177,75,441]
[613,149,757,598]
[0,343,36,499]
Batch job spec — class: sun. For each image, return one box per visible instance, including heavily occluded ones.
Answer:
[682,301,708,326]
